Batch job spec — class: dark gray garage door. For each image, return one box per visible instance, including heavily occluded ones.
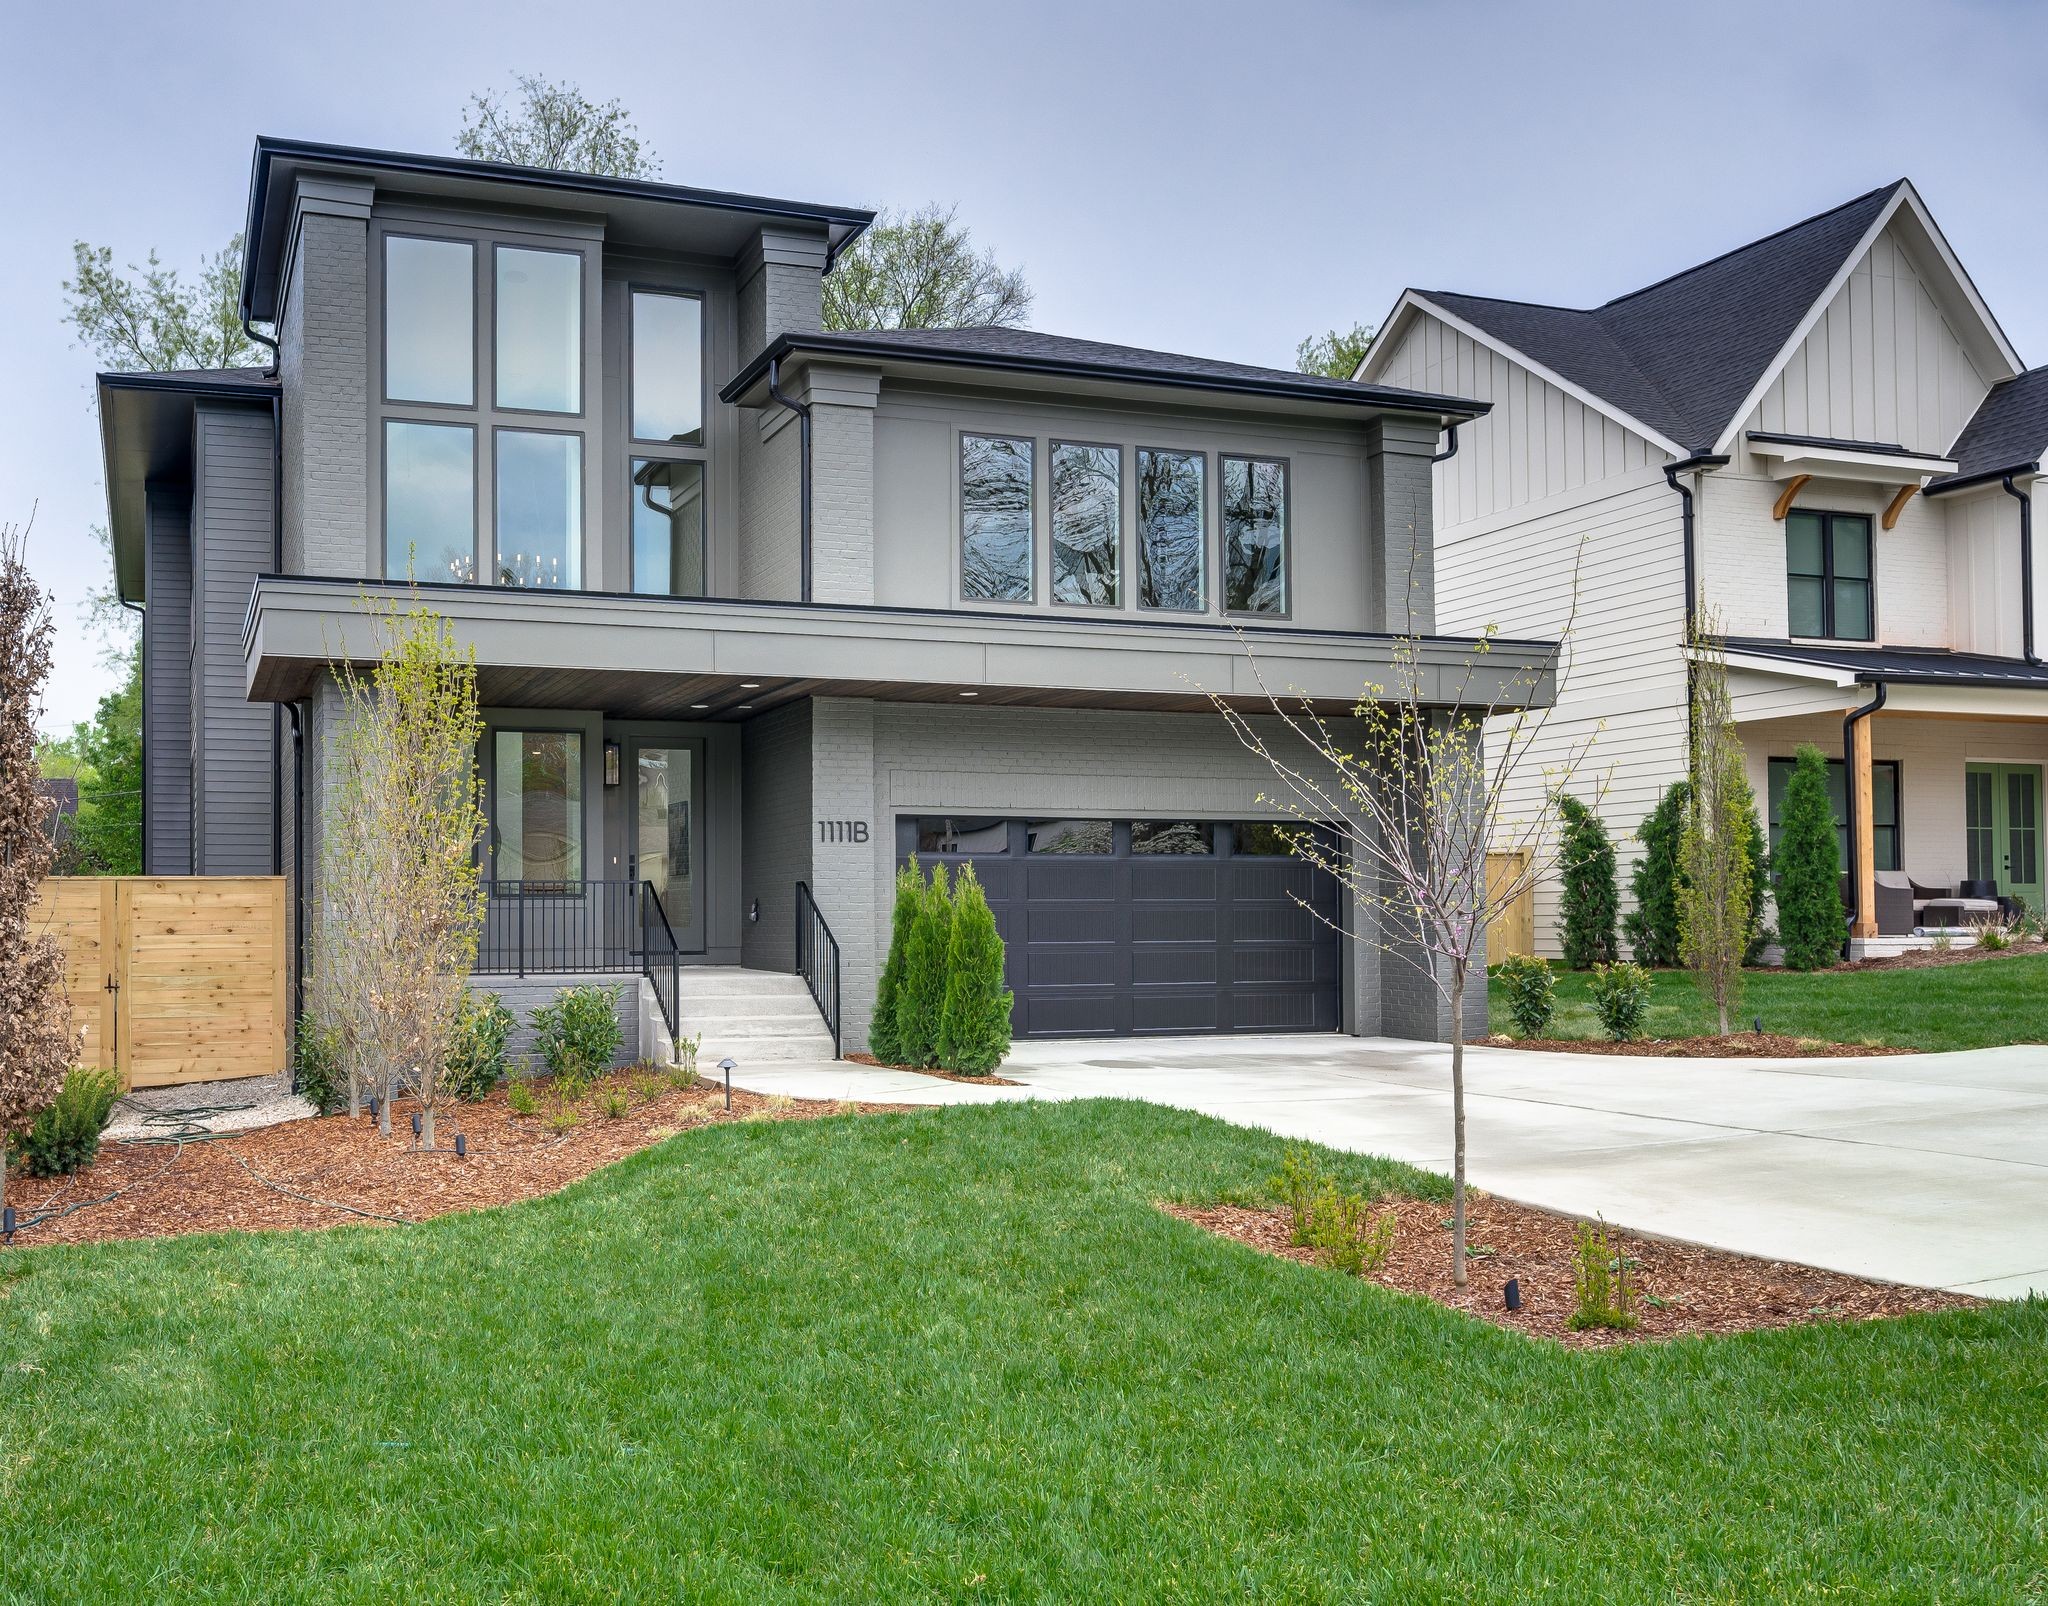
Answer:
[898,817,1343,1037]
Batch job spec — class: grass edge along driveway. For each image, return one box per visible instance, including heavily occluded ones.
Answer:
[1491,950,2048,1052]
[1,1100,2042,1601]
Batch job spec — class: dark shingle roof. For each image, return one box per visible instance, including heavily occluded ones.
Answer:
[98,365,279,393]
[1727,638,2048,685]
[1419,182,1906,451]
[1941,367,2048,483]
[722,326,1487,417]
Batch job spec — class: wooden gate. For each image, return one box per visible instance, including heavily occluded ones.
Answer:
[31,877,288,1090]
[1484,851,1535,961]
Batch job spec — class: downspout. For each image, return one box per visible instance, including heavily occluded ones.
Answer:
[1433,422,1460,464]
[1841,681,1888,942]
[284,700,306,1023]
[766,356,814,602]
[2000,474,2038,665]
[243,312,279,380]
[1662,453,1731,634]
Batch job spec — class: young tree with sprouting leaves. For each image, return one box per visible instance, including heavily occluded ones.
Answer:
[313,599,487,1147]
[1207,574,1600,1287]
[0,517,78,1214]
[1678,616,1755,1034]
[456,74,661,177]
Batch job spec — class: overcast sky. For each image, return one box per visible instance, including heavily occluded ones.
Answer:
[6,0,2044,731]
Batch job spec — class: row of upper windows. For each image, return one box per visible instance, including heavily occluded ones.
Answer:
[960,434,1290,616]
[378,232,707,593]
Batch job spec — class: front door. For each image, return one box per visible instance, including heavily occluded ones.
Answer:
[1965,763,2043,913]
[631,741,704,952]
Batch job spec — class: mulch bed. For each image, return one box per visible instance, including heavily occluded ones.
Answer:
[1163,1197,1978,1347]
[1488,1032,1909,1058]
[4,1074,909,1250]
[1837,942,2043,972]
[844,1052,1023,1087]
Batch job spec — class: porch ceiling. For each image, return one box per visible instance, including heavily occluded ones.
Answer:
[243,576,1557,720]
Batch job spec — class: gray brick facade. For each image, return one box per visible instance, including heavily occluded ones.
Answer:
[281,197,370,578]
[1366,415,1441,636]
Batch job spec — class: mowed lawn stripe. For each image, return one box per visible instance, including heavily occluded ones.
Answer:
[0,1100,2041,1600]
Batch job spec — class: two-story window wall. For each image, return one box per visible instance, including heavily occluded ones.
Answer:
[370,217,603,589]
[626,288,708,597]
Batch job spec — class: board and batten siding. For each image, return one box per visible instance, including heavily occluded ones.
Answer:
[1435,469,1690,957]
[1737,225,1994,460]
[142,487,194,875]
[1373,311,1661,530]
[191,402,278,875]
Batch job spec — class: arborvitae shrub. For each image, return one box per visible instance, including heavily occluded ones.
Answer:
[1741,785,1773,963]
[935,863,1013,1074]
[1775,744,1845,970]
[1623,781,1689,967]
[894,861,952,1068]
[867,862,921,1064]
[1556,793,1619,970]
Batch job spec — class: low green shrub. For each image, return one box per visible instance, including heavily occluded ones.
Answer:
[1568,1218,1640,1332]
[10,1067,122,1179]
[445,992,515,1102]
[293,1018,345,1114]
[507,1080,538,1117]
[1974,920,2011,953]
[1494,953,1556,1038]
[1588,961,1653,1042]
[1268,1144,1395,1276]
[530,984,624,1093]
[666,1062,699,1091]
[633,1071,661,1105]
[599,1088,631,1120]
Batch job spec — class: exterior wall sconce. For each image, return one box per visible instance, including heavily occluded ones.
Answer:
[604,741,622,787]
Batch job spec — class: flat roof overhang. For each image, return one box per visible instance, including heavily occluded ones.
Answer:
[245,577,1557,720]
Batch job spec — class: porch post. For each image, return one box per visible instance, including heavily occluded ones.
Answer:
[1848,715,1878,939]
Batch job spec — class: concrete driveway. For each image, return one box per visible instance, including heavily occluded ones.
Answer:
[997,1035,2048,1299]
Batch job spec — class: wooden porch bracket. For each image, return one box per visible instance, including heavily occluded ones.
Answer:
[1881,483,1918,531]
[1772,474,1813,521]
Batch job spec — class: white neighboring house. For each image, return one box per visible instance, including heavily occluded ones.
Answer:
[1359,180,2048,956]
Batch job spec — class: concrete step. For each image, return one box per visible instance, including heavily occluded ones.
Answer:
[677,995,824,1025]
[682,1011,834,1040]
[691,1031,838,1064]
[676,968,814,1000]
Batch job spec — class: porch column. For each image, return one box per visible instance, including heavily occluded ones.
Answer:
[1848,714,1878,939]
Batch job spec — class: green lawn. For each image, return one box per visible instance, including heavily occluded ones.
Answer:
[0,1103,2042,1600]
[1492,950,2048,1051]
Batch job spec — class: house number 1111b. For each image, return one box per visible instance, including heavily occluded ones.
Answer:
[818,820,870,843]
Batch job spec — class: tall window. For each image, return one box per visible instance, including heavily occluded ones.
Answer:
[1222,455,1288,615]
[1768,756,1899,872]
[1786,511,1872,640]
[492,730,583,883]
[494,247,582,414]
[383,236,474,406]
[627,291,708,594]
[496,431,582,588]
[1050,442,1120,606]
[384,421,475,582]
[961,434,1034,601]
[1138,448,1206,611]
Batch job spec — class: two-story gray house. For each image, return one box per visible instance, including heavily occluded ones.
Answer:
[97,137,1551,1066]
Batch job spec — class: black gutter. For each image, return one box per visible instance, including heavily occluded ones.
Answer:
[721,332,1492,421]
[766,356,814,602]
[1433,424,1460,464]
[1662,453,1730,632]
[2002,474,2038,665]
[1745,430,1950,462]
[1841,681,1888,941]
[1923,458,2040,496]
[241,137,875,321]
[284,701,306,1023]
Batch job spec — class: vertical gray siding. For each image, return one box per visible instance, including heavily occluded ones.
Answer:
[191,403,277,874]
[740,701,813,969]
[142,487,193,875]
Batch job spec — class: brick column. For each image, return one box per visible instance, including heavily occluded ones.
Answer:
[809,698,882,1053]
[1366,416,1443,636]
[279,178,372,577]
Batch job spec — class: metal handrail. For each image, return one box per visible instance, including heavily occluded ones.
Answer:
[638,880,681,1036]
[794,881,842,1058]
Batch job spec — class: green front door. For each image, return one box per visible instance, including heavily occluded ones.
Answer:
[1965,763,2043,913]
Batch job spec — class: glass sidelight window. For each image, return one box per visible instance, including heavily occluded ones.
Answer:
[961,434,1034,601]
[1138,448,1206,611]
[493,730,583,883]
[630,458,706,596]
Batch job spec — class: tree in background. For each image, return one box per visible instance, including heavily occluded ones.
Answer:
[456,74,660,177]
[1775,744,1845,970]
[1295,322,1376,380]
[868,862,920,1065]
[1555,794,1619,969]
[314,599,488,1143]
[41,670,140,875]
[1676,620,1754,1033]
[1740,787,1772,962]
[1623,780,1689,967]
[0,518,79,1216]
[893,862,953,1069]
[824,206,1032,332]
[61,236,264,374]
[936,864,1013,1075]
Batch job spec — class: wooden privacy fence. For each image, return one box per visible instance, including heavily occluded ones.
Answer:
[1484,851,1535,961]
[31,877,288,1090]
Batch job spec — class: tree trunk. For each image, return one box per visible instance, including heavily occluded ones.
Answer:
[420,1105,435,1151]
[1450,967,1468,1288]
[377,1063,392,1138]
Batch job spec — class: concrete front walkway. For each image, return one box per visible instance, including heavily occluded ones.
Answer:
[719,1035,2048,1298]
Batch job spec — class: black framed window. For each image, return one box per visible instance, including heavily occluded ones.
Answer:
[1767,756,1899,872]
[1786,510,1873,640]
[630,458,705,597]
[1027,818,1112,855]
[630,290,704,446]
[914,816,1009,854]
[1131,820,1213,855]
[1221,455,1288,615]
[491,729,584,883]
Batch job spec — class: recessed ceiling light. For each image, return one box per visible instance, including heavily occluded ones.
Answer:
[690,704,710,711]
[736,704,753,712]
[739,682,761,690]
[959,690,979,697]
